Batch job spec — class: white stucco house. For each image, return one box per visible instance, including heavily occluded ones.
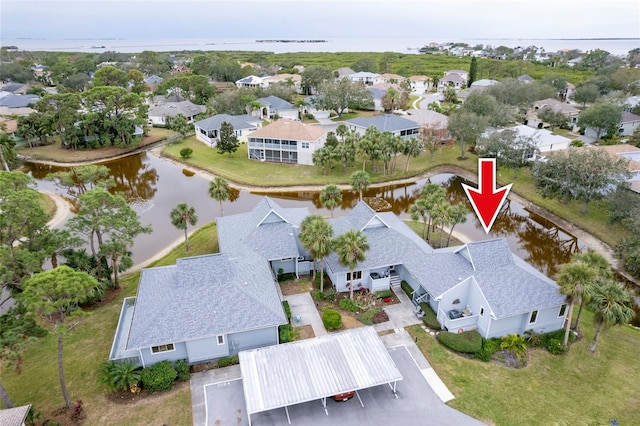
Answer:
[346,71,380,86]
[437,70,469,92]
[527,98,581,129]
[409,75,433,92]
[584,111,640,139]
[236,75,266,89]
[262,74,303,93]
[247,118,328,165]
[194,113,261,146]
[255,96,298,120]
[485,125,571,154]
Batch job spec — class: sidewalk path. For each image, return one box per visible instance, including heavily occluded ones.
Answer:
[284,292,328,336]
[374,286,422,332]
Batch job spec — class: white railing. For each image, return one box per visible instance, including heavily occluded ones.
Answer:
[440,311,479,331]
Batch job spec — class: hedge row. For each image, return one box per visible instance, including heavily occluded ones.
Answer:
[419,302,441,330]
[437,331,483,354]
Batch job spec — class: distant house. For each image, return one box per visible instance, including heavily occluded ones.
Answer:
[147,101,206,126]
[194,113,261,146]
[335,67,356,78]
[517,74,534,83]
[597,144,640,193]
[378,73,407,85]
[344,114,420,139]
[366,84,400,112]
[262,74,302,93]
[528,98,581,129]
[32,64,49,78]
[255,95,298,120]
[404,109,449,140]
[624,95,640,113]
[0,82,28,94]
[236,75,266,89]
[143,75,163,90]
[324,202,567,338]
[486,125,571,154]
[247,118,328,165]
[437,70,468,92]
[584,111,640,139]
[303,95,331,119]
[408,75,432,92]
[346,72,380,86]
[470,79,499,92]
[0,93,39,108]
[171,65,191,74]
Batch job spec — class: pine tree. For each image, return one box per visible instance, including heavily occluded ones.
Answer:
[217,122,239,157]
[468,57,478,88]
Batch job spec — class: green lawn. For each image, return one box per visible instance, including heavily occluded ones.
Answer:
[1,222,219,425]
[163,137,467,187]
[407,311,640,425]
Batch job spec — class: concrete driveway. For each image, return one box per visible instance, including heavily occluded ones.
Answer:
[198,343,485,426]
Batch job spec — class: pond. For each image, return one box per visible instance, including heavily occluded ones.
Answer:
[24,152,586,280]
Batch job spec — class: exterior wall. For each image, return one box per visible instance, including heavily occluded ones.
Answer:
[186,336,229,363]
[297,135,326,165]
[272,258,296,275]
[538,140,570,153]
[277,109,299,121]
[484,305,566,338]
[141,342,189,367]
[585,121,640,138]
[195,125,258,147]
[228,326,279,355]
[149,116,167,126]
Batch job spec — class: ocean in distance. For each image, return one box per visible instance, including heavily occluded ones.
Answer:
[3,36,639,55]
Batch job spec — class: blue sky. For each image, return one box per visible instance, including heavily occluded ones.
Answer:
[1,0,639,40]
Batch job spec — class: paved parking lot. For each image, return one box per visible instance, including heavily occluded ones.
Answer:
[202,345,484,426]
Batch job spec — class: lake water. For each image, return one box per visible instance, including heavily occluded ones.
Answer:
[24,152,585,278]
[4,37,638,55]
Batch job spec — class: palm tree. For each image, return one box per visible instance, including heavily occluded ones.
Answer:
[409,198,430,240]
[170,203,198,252]
[403,137,423,172]
[350,170,370,202]
[336,123,348,142]
[571,251,612,330]
[431,201,450,248]
[299,215,334,292]
[319,185,343,218]
[556,260,597,346]
[587,280,635,353]
[500,334,528,362]
[208,177,230,217]
[334,230,369,300]
[445,203,467,246]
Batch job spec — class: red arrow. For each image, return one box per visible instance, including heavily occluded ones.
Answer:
[462,158,512,234]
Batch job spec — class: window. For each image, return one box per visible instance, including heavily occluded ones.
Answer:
[346,271,362,281]
[301,142,309,149]
[151,343,175,353]
[559,304,567,317]
[480,307,485,317]
[217,335,225,345]
[529,310,538,324]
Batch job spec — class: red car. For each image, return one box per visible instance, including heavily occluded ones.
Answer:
[333,391,355,402]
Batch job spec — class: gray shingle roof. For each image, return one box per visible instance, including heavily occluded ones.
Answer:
[257,95,294,110]
[0,404,31,426]
[367,87,386,100]
[127,253,286,349]
[144,75,163,85]
[0,93,39,108]
[194,114,258,131]
[0,82,26,93]
[148,101,206,118]
[345,114,420,133]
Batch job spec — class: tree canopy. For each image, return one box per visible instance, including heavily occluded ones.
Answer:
[313,79,373,118]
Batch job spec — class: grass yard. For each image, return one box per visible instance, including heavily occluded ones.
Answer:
[407,310,640,425]
[163,136,466,187]
[16,127,173,163]
[1,221,219,425]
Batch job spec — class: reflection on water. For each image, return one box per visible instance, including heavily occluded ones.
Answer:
[24,153,583,278]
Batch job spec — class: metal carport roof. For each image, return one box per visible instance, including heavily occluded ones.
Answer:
[239,326,403,425]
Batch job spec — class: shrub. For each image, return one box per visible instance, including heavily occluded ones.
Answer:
[279,324,294,343]
[99,359,141,393]
[312,290,325,301]
[375,290,393,299]
[322,309,342,330]
[475,338,500,362]
[400,280,413,298]
[339,298,360,312]
[358,308,380,325]
[524,329,544,347]
[419,302,441,330]
[217,355,239,368]
[179,147,193,159]
[570,139,584,147]
[500,334,528,361]
[546,338,567,355]
[174,359,190,381]
[282,301,292,322]
[140,360,177,393]
[437,331,483,354]
[324,287,337,302]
